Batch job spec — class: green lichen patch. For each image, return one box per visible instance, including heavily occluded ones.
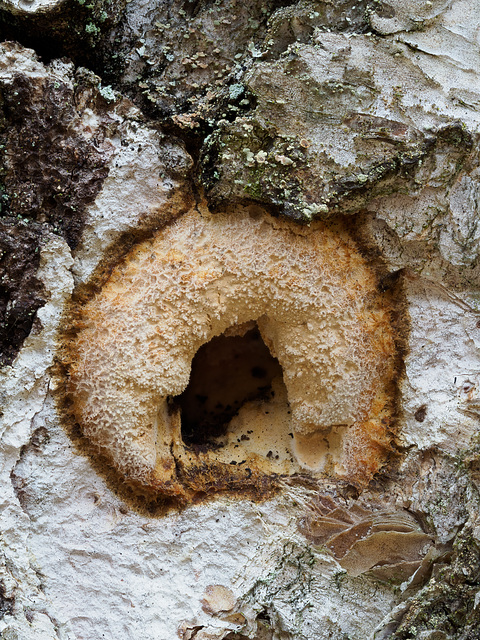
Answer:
[114,0,284,120]
[201,116,312,220]
[240,541,317,634]
[388,530,480,639]
[111,0,375,127]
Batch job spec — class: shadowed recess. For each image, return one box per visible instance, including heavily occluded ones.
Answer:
[177,326,283,448]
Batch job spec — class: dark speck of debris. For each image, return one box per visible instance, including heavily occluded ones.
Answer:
[414,405,427,422]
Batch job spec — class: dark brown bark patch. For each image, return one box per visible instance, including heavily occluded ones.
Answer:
[1,73,111,250]
[0,218,46,367]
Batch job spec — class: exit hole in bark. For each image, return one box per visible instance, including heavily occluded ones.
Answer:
[177,325,284,448]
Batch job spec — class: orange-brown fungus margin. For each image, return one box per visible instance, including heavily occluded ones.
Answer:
[57,202,402,509]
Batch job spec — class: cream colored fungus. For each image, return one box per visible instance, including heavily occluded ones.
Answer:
[66,203,397,500]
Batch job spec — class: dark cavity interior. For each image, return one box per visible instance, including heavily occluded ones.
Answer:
[177,326,283,448]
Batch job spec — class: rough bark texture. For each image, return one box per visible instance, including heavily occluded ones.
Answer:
[1,2,480,640]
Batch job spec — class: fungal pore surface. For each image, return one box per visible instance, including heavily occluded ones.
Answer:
[61,203,399,504]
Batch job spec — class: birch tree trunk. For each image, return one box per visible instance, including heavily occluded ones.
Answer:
[1,2,480,639]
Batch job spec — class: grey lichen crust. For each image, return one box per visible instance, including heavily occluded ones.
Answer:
[1,1,480,640]
[386,531,480,640]
[201,34,477,225]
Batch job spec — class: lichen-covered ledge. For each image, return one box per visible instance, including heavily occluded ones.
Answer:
[57,201,401,506]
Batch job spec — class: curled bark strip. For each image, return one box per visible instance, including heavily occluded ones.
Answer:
[299,495,434,582]
[61,203,398,503]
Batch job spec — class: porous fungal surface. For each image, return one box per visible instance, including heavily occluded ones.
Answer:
[63,203,397,502]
